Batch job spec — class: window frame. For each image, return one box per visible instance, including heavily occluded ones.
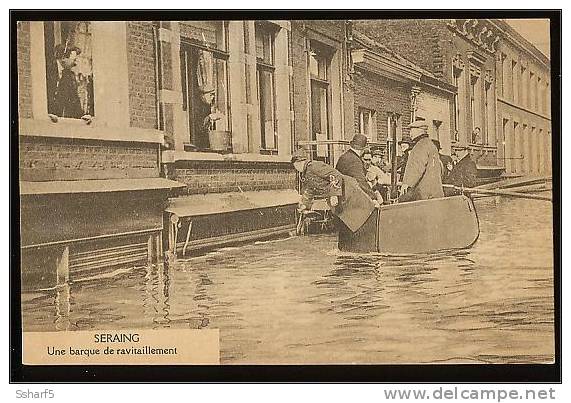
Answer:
[43,21,95,121]
[308,40,332,162]
[255,22,279,154]
[179,23,231,150]
[358,107,376,141]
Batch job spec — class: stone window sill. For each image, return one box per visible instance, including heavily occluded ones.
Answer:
[162,150,291,164]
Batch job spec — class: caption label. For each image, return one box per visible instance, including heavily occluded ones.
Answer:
[23,329,219,365]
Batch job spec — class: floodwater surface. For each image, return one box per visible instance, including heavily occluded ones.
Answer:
[22,197,555,364]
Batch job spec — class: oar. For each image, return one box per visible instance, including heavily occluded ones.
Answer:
[443,184,552,202]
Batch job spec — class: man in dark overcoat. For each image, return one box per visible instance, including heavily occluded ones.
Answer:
[444,146,478,195]
[433,140,454,182]
[399,121,445,202]
[335,134,377,201]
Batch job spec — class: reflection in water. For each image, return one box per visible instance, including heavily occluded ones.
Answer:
[22,197,554,364]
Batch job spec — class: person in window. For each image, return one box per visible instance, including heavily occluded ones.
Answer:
[48,44,91,123]
[471,126,482,144]
[444,145,478,195]
[197,83,226,149]
[399,120,445,202]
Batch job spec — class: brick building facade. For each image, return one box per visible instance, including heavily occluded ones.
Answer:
[354,19,503,168]
[289,20,354,165]
[351,30,455,160]
[17,21,182,289]
[16,18,552,288]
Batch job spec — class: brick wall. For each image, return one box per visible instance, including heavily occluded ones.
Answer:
[17,21,33,119]
[353,69,412,141]
[19,137,159,181]
[172,160,297,195]
[354,19,446,81]
[126,21,158,130]
[291,21,310,143]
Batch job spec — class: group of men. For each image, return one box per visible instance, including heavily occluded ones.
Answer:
[291,119,478,233]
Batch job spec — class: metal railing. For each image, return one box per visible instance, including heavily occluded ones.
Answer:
[452,142,500,167]
[296,138,387,166]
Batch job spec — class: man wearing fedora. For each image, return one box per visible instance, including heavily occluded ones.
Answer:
[399,120,444,202]
[335,134,378,202]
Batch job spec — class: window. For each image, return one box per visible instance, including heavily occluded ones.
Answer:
[498,53,505,98]
[470,74,479,136]
[530,126,537,174]
[502,54,511,99]
[309,42,331,161]
[529,72,536,110]
[536,77,543,113]
[452,64,463,142]
[386,113,402,163]
[502,118,509,168]
[180,22,229,150]
[511,60,518,103]
[44,21,94,120]
[358,108,376,140]
[512,121,519,174]
[520,65,527,106]
[255,22,278,152]
[484,81,493,145]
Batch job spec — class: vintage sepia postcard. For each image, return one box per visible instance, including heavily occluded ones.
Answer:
[11,10,560,382]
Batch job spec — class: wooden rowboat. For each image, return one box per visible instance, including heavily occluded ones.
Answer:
[338,195,480,254]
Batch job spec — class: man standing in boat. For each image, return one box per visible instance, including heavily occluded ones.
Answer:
[443,145,478,195]
[335,134,378,203]
[399,120,445,202]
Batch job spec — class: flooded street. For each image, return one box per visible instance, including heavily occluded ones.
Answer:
[22,197,554,364]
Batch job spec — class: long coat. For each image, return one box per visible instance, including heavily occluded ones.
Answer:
[445,154,478,189]
[401,135,444,201]
[335,149,377,199]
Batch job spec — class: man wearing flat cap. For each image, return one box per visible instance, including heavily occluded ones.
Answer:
[335,134,378,202]
[291,149,375,234]
[399,120,444,202]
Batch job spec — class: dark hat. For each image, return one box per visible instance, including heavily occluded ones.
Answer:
[290,148,309,163]
[199,83,215,94]
[399,135,413,145]
[432,139,442,150]
[349,134,368,150]
[54,44,82,59]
